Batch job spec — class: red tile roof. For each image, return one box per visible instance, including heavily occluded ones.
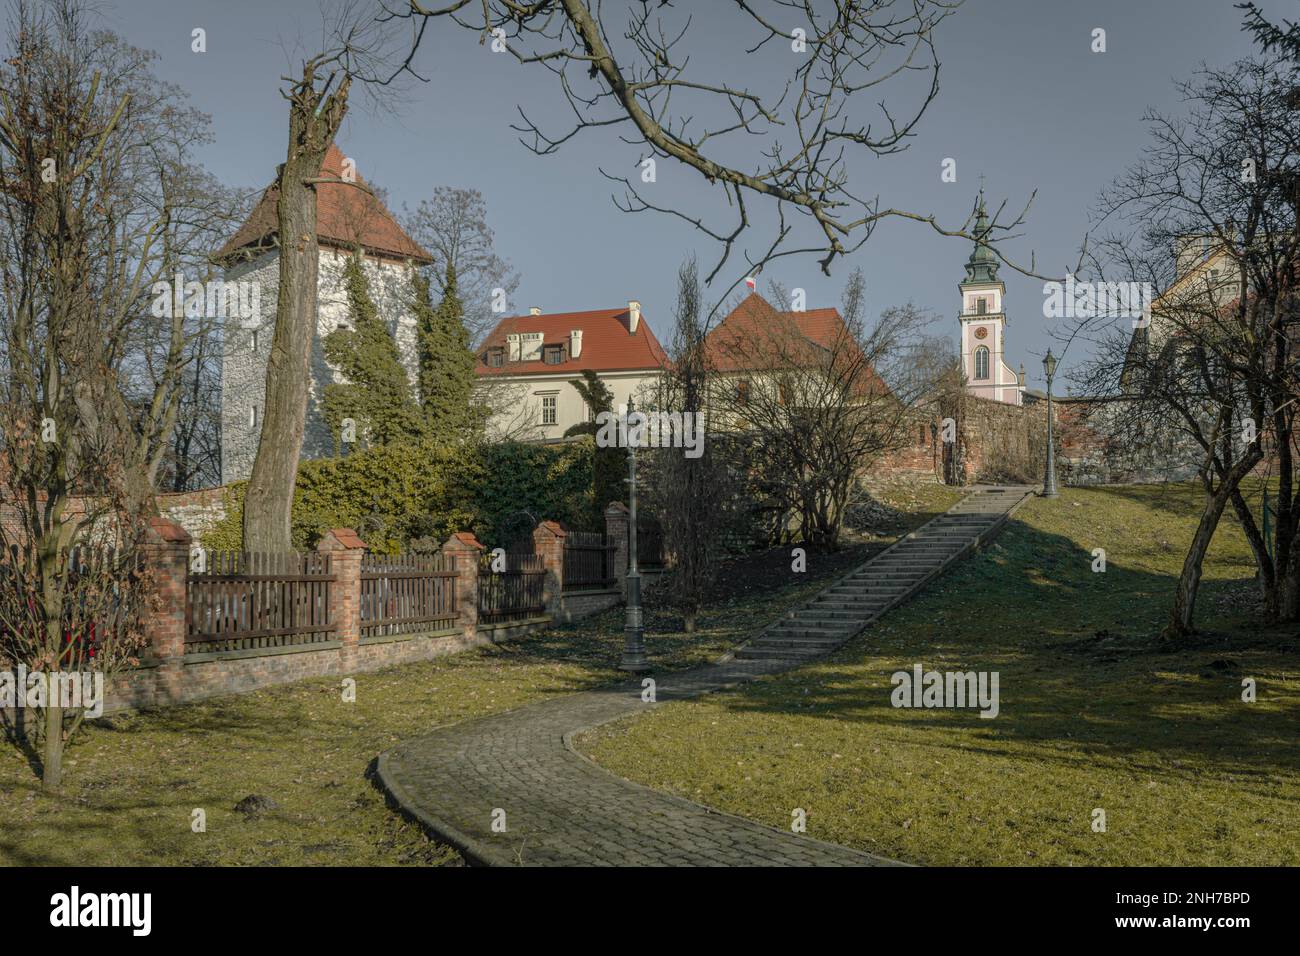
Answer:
[476,307,668,376]
[704,293,890,396]
[704,294,847,372]
[215,145,432,264]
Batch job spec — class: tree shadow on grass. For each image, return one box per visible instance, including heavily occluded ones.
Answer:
[705,515,1300,777]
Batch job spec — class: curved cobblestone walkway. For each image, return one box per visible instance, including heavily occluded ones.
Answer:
[377,659,901,866]
[378,488,1035,866]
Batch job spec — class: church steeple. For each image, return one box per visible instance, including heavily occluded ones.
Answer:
[956,185,1022,407]
[963,189,1000,284]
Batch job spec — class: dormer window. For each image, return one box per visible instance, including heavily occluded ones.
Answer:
[486,348,504,368]
[543,345,565,365]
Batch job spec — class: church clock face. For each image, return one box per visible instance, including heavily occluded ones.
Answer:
[974,326,989,340]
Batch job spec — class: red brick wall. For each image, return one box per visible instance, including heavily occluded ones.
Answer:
[104,516,625,714]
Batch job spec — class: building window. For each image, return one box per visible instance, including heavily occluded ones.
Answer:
[543,345,564,365]
[540,394,557,425]
[737,379,751,405]
[977,297,987,315]
[251,330,258,352]
[249,405,258,429]
[974,346,990,380]
[486,348,504,367]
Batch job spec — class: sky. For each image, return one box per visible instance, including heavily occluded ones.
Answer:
[52,0,1288,393]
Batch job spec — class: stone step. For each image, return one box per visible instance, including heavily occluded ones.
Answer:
[756,634,850,649]
[768,625,856,639]
[730,489,1029,666]
[813,600,889,612]
[736,645,825,661]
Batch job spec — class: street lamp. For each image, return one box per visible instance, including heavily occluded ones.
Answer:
[1042,349,1059,498]
[620,398,650,673]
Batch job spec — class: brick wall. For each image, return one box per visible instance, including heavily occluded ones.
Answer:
[104,506,633,714]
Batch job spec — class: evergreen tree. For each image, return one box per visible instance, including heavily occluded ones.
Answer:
[565,369,625,525]
[415,262,481,441]
[322,253,422,450]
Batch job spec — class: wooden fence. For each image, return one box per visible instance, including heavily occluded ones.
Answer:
[477,552,546,624]
[186,551,335,654]
[360,552,458,639]
[562,530,616,591]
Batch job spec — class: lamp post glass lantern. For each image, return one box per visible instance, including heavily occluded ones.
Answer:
[1042,349,1059,498]
[621,399,650,673]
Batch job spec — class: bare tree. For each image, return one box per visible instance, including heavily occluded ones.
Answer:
[0,0,227,786]
[384,1,1061,301]
[709,273,936,547]
[1074,51,1300,636]
[402,186,520,343]
[643,259,735,632]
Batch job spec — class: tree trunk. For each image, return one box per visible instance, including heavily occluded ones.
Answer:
[1163,492,1228,639]
[42,703,63,791]
[1164,451,1262,640]
[242,65,349,552]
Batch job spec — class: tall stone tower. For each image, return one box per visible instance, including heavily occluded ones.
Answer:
[213,146,433,484]
[957,190,1023,406]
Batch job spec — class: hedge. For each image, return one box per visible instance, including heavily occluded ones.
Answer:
[201,438,606,554]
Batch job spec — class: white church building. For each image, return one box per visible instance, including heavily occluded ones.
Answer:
[957,191,1024,406]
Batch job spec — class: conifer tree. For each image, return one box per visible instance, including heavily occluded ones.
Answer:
[322,253,422,450]
[415,262,481,441]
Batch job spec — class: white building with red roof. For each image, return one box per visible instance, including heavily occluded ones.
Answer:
[215,145,433,482]
[476,301,669,440]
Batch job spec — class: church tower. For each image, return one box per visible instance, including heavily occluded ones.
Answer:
[958,190,1023,405]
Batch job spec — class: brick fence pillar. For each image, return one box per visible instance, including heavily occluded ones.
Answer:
[142,517,191,704]
[532,520,567,620]
[318,528,367,672]
[604,501,629,598]
[441,532,483,640]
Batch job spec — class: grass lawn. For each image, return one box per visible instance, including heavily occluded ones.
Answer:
[579,482,1300,866]
[0,485,958,866]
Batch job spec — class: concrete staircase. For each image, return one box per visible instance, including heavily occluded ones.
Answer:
[731,486,1034,664]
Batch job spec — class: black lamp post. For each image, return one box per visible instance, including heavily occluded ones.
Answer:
[620,398,650,673]
[1042,349,1059,498]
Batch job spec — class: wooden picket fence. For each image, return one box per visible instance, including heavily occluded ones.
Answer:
[477,552,546,624]
[186,551,335,654]
[359,552,458,638]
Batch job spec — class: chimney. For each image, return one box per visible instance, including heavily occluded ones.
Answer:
[570,329,583,359]
[529,307,542,316]
[507,333,521,362]
[628,300,641,334]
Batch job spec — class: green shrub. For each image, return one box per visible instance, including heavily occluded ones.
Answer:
[203,484,246,552]
[290,441,481,553]
[475,439,598,545]
[195,439,600,554]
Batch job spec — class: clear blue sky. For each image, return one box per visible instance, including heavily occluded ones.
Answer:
[74,0,1281,392]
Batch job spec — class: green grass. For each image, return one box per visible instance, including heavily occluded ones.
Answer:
[579,483,1300,866]
[0,504,927,866]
